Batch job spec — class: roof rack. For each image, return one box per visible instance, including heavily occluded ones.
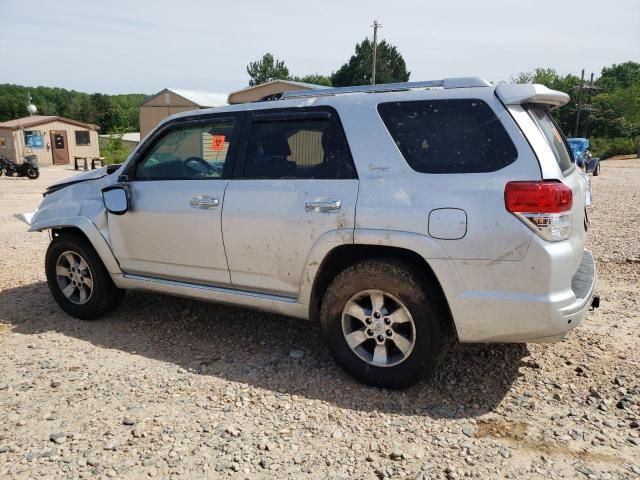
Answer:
[280,77,491,100]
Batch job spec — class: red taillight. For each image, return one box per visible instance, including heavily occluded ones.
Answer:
[505,181,573,214]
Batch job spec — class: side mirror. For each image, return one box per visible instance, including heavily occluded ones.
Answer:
[102,184,130,215]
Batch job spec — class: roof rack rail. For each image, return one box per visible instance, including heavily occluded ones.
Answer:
[280,77,491,99]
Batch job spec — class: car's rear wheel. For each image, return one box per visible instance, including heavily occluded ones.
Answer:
[319,259,453,389]
[593,163,600,176]
[45,233,125,319]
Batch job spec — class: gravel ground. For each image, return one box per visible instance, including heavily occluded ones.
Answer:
[1,161,639,480]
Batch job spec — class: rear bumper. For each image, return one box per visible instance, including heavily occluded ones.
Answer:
[444,248,597,343]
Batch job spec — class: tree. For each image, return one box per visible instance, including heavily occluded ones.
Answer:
[331,38,410,87]
[90,93,125,133]
[246,53,290,87]
[597,61,640,91]
[290,74,332,87]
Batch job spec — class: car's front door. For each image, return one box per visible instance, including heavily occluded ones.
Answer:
[222,107,359,297]
[108,114,241,285]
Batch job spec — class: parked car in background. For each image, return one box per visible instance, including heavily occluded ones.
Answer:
[568,138,601,176]
[20,78,598,389]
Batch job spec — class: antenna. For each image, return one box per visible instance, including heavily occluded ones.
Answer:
[27,93,37,116]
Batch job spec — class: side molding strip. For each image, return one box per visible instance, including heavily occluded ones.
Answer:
[116,273,308,320]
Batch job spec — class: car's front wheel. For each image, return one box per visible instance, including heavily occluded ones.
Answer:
[319,259,453,389]
[45,233,125,319]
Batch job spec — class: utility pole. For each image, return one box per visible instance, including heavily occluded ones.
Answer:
[371,20,382,85]
[573,69,585,137]
[583,72,595,138]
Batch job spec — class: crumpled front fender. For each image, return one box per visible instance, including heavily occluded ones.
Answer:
[30,215,122,275]
[25,172,122,275]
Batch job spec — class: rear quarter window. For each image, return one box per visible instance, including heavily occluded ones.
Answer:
[527,106,574,174]
[377,99,517,174]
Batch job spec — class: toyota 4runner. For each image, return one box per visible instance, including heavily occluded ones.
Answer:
[23,78,598,389]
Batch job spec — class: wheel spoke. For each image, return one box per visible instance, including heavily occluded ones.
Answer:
[83,276,93,289]
[345,329,368,349]
[56,265,70,277]
[78,257,89,272]
[392,334,413,356]
[344,302,368,322]
[388,307,411,324]
[63,252,76,267]
[62,283,75,298]
[78,286,88,303]
[372,344,387,365]
[370,292,385,313]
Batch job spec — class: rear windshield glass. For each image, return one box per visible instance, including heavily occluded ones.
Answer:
[527,106,573,173]
[377,99,517,174]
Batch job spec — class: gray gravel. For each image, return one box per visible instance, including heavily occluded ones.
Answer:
[1,160,639,479]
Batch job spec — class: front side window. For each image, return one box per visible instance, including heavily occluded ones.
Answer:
[75,130,90,146]
[135,117,237,180]
[243,111,355,179]
[377,99,518,174]
[24,131,44,149]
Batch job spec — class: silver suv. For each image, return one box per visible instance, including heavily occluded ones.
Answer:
[25,78,598,389]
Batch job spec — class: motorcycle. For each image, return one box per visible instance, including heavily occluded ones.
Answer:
[0,154,40,179]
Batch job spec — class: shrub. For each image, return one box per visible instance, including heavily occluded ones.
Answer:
[101,134,130,165]
[590,137,639,159]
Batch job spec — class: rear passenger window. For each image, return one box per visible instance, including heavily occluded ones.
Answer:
[378,99,518,174]
[243,111,355,179]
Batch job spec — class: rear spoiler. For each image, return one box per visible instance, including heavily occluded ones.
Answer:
[495,83,570,109]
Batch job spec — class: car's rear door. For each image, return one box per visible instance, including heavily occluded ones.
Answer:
[222,107,358,297]
[108,114,242,285]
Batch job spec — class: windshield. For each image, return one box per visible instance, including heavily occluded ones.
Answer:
[527,106,574,173]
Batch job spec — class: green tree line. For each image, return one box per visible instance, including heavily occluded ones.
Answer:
[246,38,409,88]
[0,84,146,133]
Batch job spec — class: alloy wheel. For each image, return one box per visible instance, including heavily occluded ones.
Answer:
[55,251,94,305]
[341,289,416,367]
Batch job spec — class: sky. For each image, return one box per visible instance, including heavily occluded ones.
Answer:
[1,0,638,95]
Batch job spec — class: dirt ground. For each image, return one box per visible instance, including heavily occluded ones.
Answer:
[1,161,639,479]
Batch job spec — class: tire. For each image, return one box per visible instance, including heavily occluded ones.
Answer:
[45,233,125,320]
[593,163,600,176]
[26,167,39,179]
[319,259,453,389]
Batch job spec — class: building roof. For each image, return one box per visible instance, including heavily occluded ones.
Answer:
[141,88,228,108]
[0,115,99,131]
[99,132,141,142]
[228,79,328,97]
[168,88,228,106]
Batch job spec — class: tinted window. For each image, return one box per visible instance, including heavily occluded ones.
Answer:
[527,106,573,173]
[243,113,355,179]
[378,99,517,173]
[135,118,236,180]
[75,131,90,146]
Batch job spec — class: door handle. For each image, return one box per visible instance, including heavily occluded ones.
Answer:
[189,195,219,209]
[305,199,342,212]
